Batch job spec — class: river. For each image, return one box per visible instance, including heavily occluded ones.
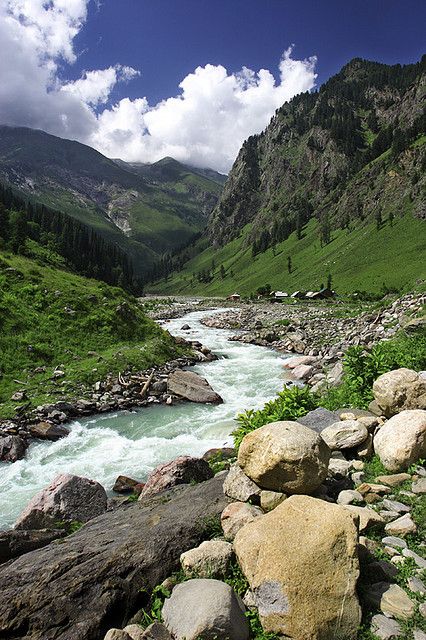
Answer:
[0,309,289,529]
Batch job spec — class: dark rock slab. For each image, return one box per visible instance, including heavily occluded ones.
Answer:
[167,370,223,404]
[0,528,66,565]
[298,408,340,433]
[0,474,229,640]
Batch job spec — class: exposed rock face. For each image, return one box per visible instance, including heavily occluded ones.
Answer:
[140,456,213,499]
[0,475,230,640]
[0,434,27,462]
[167,370,223,403]
[14,473,108,530]
[234,495,361,639]
[320,420,368,450]
[373,410,426,471]
[237,421,330,494]
[162,579,249,640]
[373,368,426,417]
[180,540,234,578]
[0,528,66,564]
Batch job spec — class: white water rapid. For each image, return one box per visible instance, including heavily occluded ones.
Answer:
[0,308,289,529]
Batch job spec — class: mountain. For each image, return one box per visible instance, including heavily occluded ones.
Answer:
[0,126,224,275]
[151,56,426,295]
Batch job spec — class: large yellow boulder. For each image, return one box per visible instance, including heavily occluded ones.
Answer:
[237,421,330,494]
[234,495,361,640]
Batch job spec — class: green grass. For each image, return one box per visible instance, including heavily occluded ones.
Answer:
[150,214,426,297]
[0,247,188,419]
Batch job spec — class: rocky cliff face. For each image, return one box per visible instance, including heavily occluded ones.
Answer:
[208,57,426,249]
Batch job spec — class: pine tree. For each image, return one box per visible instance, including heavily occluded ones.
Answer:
[287,255,292,274]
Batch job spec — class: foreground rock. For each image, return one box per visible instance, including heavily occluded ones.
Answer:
[373,368,426,417]
[167,370,223,404]
[0,434,27,462]
[234,495,360,639]
[237,421,330,494]
[15,473,108,530]
[373,410,426,471]
[162,579,249,640]
[320,420,368,450]
[0,475,229,640]
[140,456,213,499]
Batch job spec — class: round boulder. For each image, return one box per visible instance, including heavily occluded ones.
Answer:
[237,421,330,494]
[373,409,426,472]
[373,368,426,417]
[162,578,249,640]
[15,473,108,530]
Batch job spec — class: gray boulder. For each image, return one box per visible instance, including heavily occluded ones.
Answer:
[14,473,108,530]
[298,407,340,433]
[320,420,368,450]
[167,370,223,403]
[223,464,261,503]
[162,579,249,640]
[0,475,229,640]
[0,435,27,462]
[140,456,213,499]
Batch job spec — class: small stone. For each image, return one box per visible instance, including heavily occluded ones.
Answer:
[260,490,286,512]
[379,510,401,522]
[357,483,391,496]
[412,477,426,494]
[180,540,233,578]
[138,621,172,639]
[402,548,426,569]
[413,631,426,640]
[382,499,411,513]
[364,582,415,619]
[321,420,368,450]
[371,613,402,640]
[381,536,408,549]
[328,458,352,476]
[343,505,385,532]
[223,464,261,503]
[385,514,417,537]
[221,502,263,541]
[390,555,405,565]
[408,576,426,595]
[337,490,364,505]
[104,631,131,640]
[376,474,411,487]
[419,602,426,618]
[352,471,365,485]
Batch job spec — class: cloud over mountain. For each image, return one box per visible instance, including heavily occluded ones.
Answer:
[0,0,317,172]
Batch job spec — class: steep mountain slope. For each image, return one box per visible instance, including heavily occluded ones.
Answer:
[0,127,223,275]
[152,57,426,295]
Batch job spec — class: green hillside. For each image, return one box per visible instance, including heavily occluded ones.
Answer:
[0,127,224,275]
[0,246,186,419]
[150,212,426,297]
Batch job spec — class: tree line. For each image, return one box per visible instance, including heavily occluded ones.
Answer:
[0,183,143,294]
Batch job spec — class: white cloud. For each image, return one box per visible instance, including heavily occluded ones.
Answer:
[0,0,317,172]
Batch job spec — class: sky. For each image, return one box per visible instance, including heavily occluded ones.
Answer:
[0,1,425,173]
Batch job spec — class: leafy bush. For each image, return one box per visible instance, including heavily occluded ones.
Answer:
[233,385,318,450]
[323,333,426,410]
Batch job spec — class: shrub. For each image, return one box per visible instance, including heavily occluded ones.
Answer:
[232,385,318,450]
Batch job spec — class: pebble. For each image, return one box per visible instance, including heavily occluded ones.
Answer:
[384,514,417,537]
[382,499,411,514]
[402,548,426,569]
[412,478,426,494]
[370,614,402,640]
[407,576,426,595]
[381,536,408,549]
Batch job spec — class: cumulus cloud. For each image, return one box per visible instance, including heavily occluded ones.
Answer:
[0,0,317,172]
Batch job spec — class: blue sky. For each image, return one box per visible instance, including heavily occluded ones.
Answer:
[1,0,424,171]
[73,0,426,106]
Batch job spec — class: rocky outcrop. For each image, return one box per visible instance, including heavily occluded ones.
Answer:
[373,409,426,471]
[162,579,249,640]
[139,456,213,499]
[373,368,426,417]
[237,421,330,494]
[234,495,361,639]
[14,473,108,530]
[0,475,230,640]
[167,369,223,404]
